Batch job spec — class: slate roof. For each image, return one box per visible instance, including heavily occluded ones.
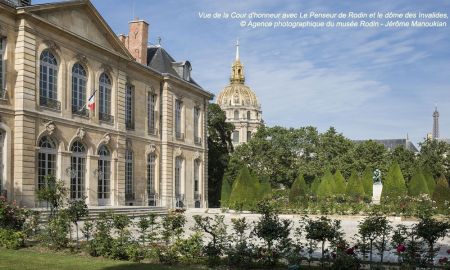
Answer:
[147,45,202,88]
[353,139,419,152]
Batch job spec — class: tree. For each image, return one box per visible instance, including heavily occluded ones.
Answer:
[346,171,365,201]
[422,169,435,196]
[207,103,234,207]
[220,179,231,207]
[228,167,260,208]
[350,140,387,178]
[415,217,450,267]
[334,170,346,195]
[432,176,450,209]
[67,199,89,248]
[36,175,67,218]
[289,174,308,203]
[310,177,320,196]
[389,145,416,182]
[193,215,228,265]
[408,168,429,197]
[381,162,407,202]
[418,138,449,179]
[362,167,373,197]
[317,171,334,198]
[357,214,392,267]
[258,176,272,200]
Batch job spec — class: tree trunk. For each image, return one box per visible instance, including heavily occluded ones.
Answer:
[369,241,373,269]
[321,241,325,269]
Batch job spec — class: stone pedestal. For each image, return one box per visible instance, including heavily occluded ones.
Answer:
[372,183,383,204]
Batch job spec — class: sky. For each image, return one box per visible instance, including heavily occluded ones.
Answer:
[35,0,450,146]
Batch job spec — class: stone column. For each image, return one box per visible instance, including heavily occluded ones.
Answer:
[86,155,98,206]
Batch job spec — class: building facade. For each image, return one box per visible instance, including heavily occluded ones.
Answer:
[216,41,263,146]
[0,0,213,208]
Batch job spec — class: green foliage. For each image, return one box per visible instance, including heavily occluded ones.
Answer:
[334,170,346,195]
[317,171,334,198]
[81,219,94,242]
[357,214,392,264]
[40,210,70,250]
[208,103,234,207]
[310,177,320,195]
[227,217,254,267]
[193,215,227,265]
[418,138,449,179]
[289,174,308,203]
[422,170,435,196]
[350,140,388,178]
[0,228,25,249]
[415,217,450,266]
[36,175,67,218]
[390,145,416,182]
[229,167,260,208]
[432,176,450,208]
[88,212,113,257]
[381,162,407,202]
[361,168,373,197]
[408,169,430,197]
[0,197,28,231]
[258,176,272,200]
[346,171,365,201]
[220,179,231,207]
[67,199,89,247]
[161,210,186,245]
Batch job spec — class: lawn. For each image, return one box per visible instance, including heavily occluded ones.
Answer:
[0,248,200,270]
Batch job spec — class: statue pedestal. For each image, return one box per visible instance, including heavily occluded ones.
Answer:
[372,183,383,204]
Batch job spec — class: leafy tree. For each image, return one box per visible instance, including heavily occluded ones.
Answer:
[418,138,449,179]
[36,175,67,218]
[317,171,334,198]
[229,167,260,208]
[207,103,234,207]
[67,199,88,248]
[389,145,416,182]
[357,214,392,267]
[289,174,308,203]
[350,140,388,178]
[408,169,429,197]
[334,170,346,195]
[193,215,228,266]
[220,179,231,207]
[381,162,407,202]
[346,171,365,201]
[432,176,450,209]
[415,217,450,267]
[362,167,373,197]
[422,169,435,196]
[161,210,186,245]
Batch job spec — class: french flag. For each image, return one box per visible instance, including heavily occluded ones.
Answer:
[88,90,96,111]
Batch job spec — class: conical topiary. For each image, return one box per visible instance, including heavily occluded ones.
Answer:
[229,167,260,207]
[362,167,373,197]
[346,170,365,201]
[289,174,308,203]
[381,162,407,202]
[432,176,450,209]
[258,176,272,200]
[422,169,435,196]
[408,168,429,197]
[317,171,334,198]
[334,170,346,195]
[310,176,320,196]
[220,179,231,207]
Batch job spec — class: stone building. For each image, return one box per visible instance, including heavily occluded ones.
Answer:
[0,0,213,208]
[216,41,263,146]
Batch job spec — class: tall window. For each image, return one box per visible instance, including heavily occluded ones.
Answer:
[70,141,86,200]
[72,63,87,115]
[38,136,57,190]
[194,159,200,194]
[125,84,134,129]
[125,149,133,197]
[0,130,4,191]
[175,157,182,197]
[247,111,251,120]
[175,99,183,139]
[39,50,58,109]
[194,107,200,144]
[98,145,111,204]
[147,153,156,206]
[233,131,239,143]
[0,37,5,95]
[99,73,112,122]
[147,93,157,135]
[234,110,239,120]
[247,131,252,142]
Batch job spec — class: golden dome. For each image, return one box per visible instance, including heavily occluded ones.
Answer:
[216,40,260,109]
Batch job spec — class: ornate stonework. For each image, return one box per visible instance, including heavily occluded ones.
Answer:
[76,127,86,140]
[45,121,56,135]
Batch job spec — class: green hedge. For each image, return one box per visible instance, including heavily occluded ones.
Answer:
[0,228,25,249]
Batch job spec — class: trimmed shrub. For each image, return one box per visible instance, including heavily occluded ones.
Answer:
[362,168,373,197]
[258,176,272,200]
[408,169,429,197]
[334,170,346,195]
[0,197,28,231]
[432,176,450,209]
[310,177,320,196]
[0,228,25,249]
[381,162,407,202]
[317,171,334,198]
[289,174,308,203]
[220,179,231,207]
[422,170,435,196]
[229,167,260,208]
[346,171,365,201]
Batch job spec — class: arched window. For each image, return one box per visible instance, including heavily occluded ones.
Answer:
[125,149,133,198]
[175,156,183,207]
[99,73,112,122]
[125,84,134,129]
[194,159,201,208]
[147,153,156,206]
[72,63,87,115]
[233,131,239,143]
[39,50,58,109]
[38,136,57,190]
[0,130,4,191]
[70,141,86,200]
[194,107,200,144]
[175,99,183,139]
[234,110,239,120]
[247,111,251,120]
[97,145,111,205]
[247,131,252,142]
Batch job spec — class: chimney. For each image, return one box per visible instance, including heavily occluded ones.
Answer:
[124,18,149,65]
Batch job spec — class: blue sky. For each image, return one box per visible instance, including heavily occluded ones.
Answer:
[36,0,450,145]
